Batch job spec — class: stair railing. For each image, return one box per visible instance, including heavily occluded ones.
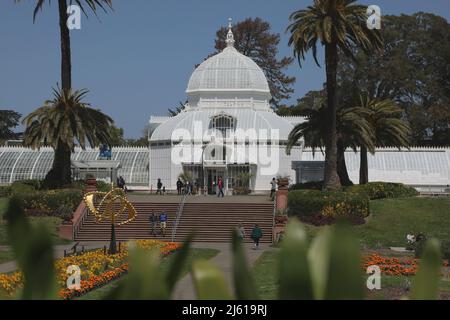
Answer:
[73,206,88,240]
[171,193,187,242]
[272,195,277,244]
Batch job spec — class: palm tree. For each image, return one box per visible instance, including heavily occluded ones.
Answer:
[15,0,113,91]
[286,101,374,186]
[287,0,382,190]
[357,95,411,184]
[23,87,114,188]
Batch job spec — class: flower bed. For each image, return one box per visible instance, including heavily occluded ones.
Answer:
[0,240,181,299]
[362,254,449,277]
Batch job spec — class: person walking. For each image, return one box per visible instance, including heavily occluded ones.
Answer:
[159,211,168,236]
[156,178,163,195]
[120,176,127,192]
[270,177,277,201]
[251,224,263,249]
[149,211,157,236]
[236,223,246,242]
[176,178,183,195]
[217,176,224,197]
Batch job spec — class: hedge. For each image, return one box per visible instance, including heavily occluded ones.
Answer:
[346,182,419,200]
[288,190,370,225]
[289,181,323,191]
[8,187,82,219]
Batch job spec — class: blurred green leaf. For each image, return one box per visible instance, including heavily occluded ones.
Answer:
[108,246,170,300]
[278,219,313,299]
[192,260,232,300]
[308,224,364,300]
[6,196,58,300]
[411,239,442,300]
[166,234,193,294]
[232,230,258,300]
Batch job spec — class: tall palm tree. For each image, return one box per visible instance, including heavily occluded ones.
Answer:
[286,102,374,186]
[15,0,113,91]
[23,88,114,188]
[357,95,411,184]
[287,0,382,190]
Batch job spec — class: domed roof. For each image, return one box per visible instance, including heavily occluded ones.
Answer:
[186,21,271,98]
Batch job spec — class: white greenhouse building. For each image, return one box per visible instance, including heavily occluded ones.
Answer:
[1,22,449,194]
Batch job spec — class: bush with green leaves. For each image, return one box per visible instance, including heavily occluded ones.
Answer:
[15,189,82,218]
[1,198,444,300]
[346,182,418,200]
[70,179,112,193]
[288,190,370,223]
[289,181,323,191]
[0,186,11,198]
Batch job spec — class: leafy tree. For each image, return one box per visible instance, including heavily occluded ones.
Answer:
[15,0,113,91]
[337,13,450,146]
[0,110,21,141]
[22,88,114,188]
[212,17,295,108]
[287,0,382,190]
[108,125,125,146]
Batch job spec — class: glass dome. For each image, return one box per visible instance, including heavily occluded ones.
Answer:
[186,22,271,106]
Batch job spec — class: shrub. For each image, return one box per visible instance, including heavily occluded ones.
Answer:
[346,182,418,200]
[289,181,323,191]
[18,189,82,218]
[96,180,112,192]
[288,190,370,225]
[71,179,112,192]
[10,181,36,195]
[0,186,11,198]
[12,179,41,190]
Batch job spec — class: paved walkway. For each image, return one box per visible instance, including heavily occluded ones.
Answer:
[173,242,273,299]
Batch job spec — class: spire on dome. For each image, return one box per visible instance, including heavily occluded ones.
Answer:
[225,17,235,47]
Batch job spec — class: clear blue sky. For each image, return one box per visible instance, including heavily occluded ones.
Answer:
[1,0,449,138]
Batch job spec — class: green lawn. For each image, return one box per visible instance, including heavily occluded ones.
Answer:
[252,250,279,299]
[79,248,220,300]
[0,197,70,246]
[303,197,450,248]
[252,250,450,300]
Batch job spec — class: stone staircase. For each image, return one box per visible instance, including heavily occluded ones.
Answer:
[74,201,273,243]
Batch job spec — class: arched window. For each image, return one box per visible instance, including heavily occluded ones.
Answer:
[211,114,235,138]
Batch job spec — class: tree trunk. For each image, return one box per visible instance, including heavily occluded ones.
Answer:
[44,0,73,188]
[45,140,72,188]
[337,139,353,186]
[323,41,341,190]
[359,146,369,184]
[58,0,72,90]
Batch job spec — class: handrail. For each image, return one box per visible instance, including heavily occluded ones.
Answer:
[72,201,88,240]
[272,194,277,244]
[171,193,187,242]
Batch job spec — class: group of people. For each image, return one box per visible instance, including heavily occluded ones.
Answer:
[148,211,168,236]
[176,178,201,195]
[236,223,263,249]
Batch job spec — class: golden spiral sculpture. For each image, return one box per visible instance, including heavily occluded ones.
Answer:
[83,187,137,226]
